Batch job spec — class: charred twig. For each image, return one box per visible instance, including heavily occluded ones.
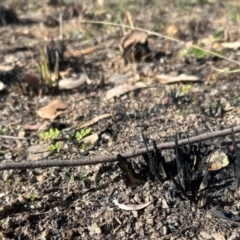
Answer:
[0,126,240,170]
[231,127,240,186]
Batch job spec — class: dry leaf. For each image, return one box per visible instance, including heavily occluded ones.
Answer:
[127,74,141,83]
[155,74,200,84]
[0,65,14,71]
[120,30,148,51]
[113,199,152,211]
[109,74,128,85]
[13,146,26,157]
[80,113,112,128]
[58,75,86,90]
[221,41,240,50]
[120,30,150,63]
[18,130,25,138]
[88,223,101,236]
[166,25,180,37]
[37,99,68,120]
[201,149,229,171]
[200,231,212,240]
[36,174,45,182]
[162,198,169,209]
[211,232,226,240]
[80,133,99,145]
[105,82,146,100]
[64,45,100,58]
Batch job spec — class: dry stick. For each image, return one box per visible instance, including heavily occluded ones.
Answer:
[0,126,240,171]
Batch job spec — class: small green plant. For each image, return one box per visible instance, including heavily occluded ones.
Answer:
[0,127,8,135]
[48,141,63,153]
[39,128,60,140]
[39,42,61,90]
[30,193,37,202]
[78,173,85,180]
[81,143,87,151]
[75,128,92,141]
[213,27,224,39]
[181,84,192,94]
[179,45,209,59]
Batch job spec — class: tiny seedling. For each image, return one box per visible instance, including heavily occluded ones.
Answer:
[75,128,92,141]
[0,127,8,135]
[78,173,85,180]
[179,45,209,59]
[30,193,37,202]
[181,84,192,94]
[81,143,87,151]
[39,128,60,140]
[48,141,63,153]
[213,27,224,39]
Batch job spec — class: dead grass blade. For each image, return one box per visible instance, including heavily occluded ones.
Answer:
[76,20,240,66]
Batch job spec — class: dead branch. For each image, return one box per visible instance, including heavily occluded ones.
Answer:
[0,125,240,171]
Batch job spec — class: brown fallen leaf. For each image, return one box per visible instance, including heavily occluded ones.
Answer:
[120,30,148,51]
[13,146,26,157]
[155,74,200,84]
[37,99,68,121]
[105,82,146,100]
[80,113,112,128]
[120,30,150,63]
[201,149,229,171]
[113,199,152,211]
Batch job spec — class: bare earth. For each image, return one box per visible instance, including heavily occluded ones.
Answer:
[1,1,240,239]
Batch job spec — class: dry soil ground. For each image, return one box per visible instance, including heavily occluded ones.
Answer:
[1,0,240,239]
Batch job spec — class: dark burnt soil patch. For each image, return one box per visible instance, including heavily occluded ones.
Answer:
[1,0,240,239]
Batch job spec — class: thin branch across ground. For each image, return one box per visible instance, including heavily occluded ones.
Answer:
[0,125,239,170]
